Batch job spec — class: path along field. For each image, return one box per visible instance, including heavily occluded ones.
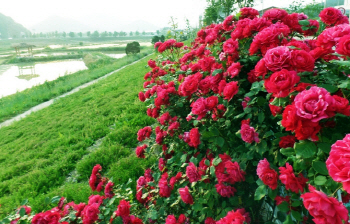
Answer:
[0,54,156,216]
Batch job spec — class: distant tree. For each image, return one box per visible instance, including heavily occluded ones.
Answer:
[108,32,113,37]
[101,31,108,37]
[287,0,324,19]
[160,35,165,42]
[113,31,119,37]
[55,31,59,37]
[69,32,75,38]
[142,31,146,36]
[91,31,99,38]
[62,32,67,38]
[135,31,140,36]
[151,35,160,44]
[87,31,91,37]
[156,30,160,35]
[203,0,254,25]
[125,41,141,54]
[120,31,127,36]
[129,31,134,36]
[78,32,83,37]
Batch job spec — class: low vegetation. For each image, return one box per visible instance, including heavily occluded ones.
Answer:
[0,54,155,216]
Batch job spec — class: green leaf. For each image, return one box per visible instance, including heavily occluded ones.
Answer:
[193,202,203,211]
[313,161,329,175]
[331,60,350,67]
[270,97,289,107]
[277,201,290,213]
[314,176,327,185]
[210,166,215,177]
[280,147,295,157]
[298,20,310,26]
[20,199,28,206]
[215,137,225,147]
[291,200,302,207]
[294,141,317,159]
[318,142,331,154]
[51,196,61,204]
[204,159,210,166]
[291,210,302,221]
[338,79,350,89]
[283,214,294,224]
[258,113,265,124]
[254,185,266,201]
[319,84,338,93]
[19,207,26,217]
[212,157,222,166]
[268,188,278,200]
[211,69,223,76]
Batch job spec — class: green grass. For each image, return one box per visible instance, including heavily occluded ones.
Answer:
[0,48,153,123]
[4,54,83,64]
[0,54,156,216]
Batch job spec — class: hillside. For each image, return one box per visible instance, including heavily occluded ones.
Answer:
[30,16,92,33]
[0,13,31,39]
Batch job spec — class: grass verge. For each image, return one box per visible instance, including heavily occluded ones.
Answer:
[0,54,155,216]
[0,48,153,123]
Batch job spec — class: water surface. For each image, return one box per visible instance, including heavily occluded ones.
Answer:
[0,59,87,98]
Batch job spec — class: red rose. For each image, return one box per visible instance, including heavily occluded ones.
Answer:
[165,215,177,224]
[301,185,349,224]
[319,7,343,25]
[240,123,259,144]
[178,73,202,97]
[223,81,239,101]
[254,59,267,78]
[223,38,239,54]
[264,69,300,98]
[227,62,242,78]
[136,144,147,158]
[279,135,296,148]
[326,134,350,193]
[198,76,212,95]
[281,104,299,131]
[137,126,152,142]
[263,8,288,22]
[104,182,114,199]
[336,35,350,57]
[179,186,194,204]
[290,50,315,72]
[215,183,236,198]
[205,96,218,111]
[264,46,291,72]
[189,128,201,148]
[191,97,208,120]
[225,161,245,184]
[186,162,201,183]
[279,163,308,193]
[147,59,156,68]
[32,211,61,224]
[198,56,215,72]
[116,200,131,218]
[240,7,259,19]
[257,159,278,190]
[294,87,334,122]
[294,119,321,141]
[205,217,216,224]
[83,203,100,224]
[158,158,166,172]
[216,209,250,224]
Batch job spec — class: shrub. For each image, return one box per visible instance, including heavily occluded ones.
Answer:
[125,41,141,55]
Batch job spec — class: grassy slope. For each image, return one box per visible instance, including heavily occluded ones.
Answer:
[0,54,155,215]
[0,49,152,123]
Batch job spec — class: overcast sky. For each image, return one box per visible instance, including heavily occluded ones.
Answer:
[1,0,323,31]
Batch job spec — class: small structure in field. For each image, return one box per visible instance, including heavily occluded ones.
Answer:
[12,43,36,57]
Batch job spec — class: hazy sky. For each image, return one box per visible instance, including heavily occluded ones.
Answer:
[1,0,323,31]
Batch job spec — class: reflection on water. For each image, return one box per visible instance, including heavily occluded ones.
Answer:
[0,60,87,98]
[104,53,126,59]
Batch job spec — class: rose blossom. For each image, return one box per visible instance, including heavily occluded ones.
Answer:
[264,46,291,72]
[240,120,259,144]
[189,128,201,148]
[294,86,334,122]
[215,183,236,197]
[264,69,300,98]
[179,186,194,204]
[216,209,251,224]
[186,162,201,183]
[279,135,296,148]
[223,81,239,101]
[301,185,349,224]
[279,163,308,193]
[290,50,315,72]
[336,35,350,57]
[326,134,350,193]
[319,7,343,25]
[257,159,278,190]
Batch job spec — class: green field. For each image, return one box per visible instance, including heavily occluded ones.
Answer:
[0,54,156,216]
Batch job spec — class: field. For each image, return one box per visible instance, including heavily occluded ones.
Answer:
[0,54,156,216]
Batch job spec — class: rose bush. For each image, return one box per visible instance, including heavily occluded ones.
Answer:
[2,6,350,224]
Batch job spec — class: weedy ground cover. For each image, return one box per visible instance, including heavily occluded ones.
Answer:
[0,54,155,215]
